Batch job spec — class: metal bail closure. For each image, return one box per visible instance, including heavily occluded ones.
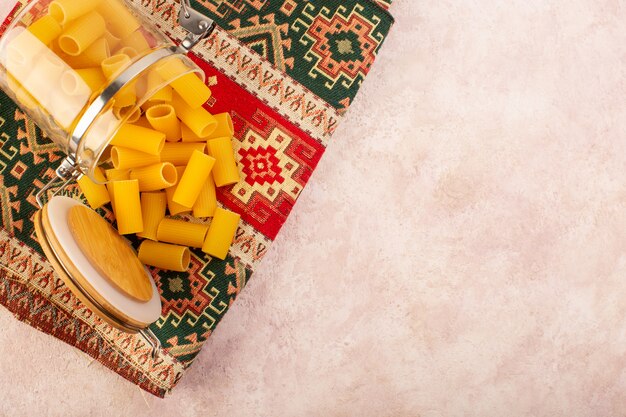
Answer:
[35,156,81,209]
[178,0,216,52]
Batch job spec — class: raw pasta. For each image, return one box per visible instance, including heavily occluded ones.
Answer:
[192,174,217,218]
[201,207,240,260]
[104,30,122,50]
[121,30,150,53]
[145,70,173,103]
[60,69,91,97]
[205,112,234,139]
[96,0,140,39]
[165,166,192,216]
[64,37,110,69]
[58,11,106,56]
[172,93,217,138]
[138,241,190,272]
[7,75,38,110]
[160,143,206,166]
[101,53,131,79]
[157,219,209,248]
[49,0,102,25]
[74,68,106,92]
[77,167,110,209]
[110,180,143,234]
[111,146,161,169]
[180,123,207,143]
[129,162,178,191]
[133,117,154,130]
[113,106,141,123]
[22,53,68,111]
[136,192,167,241]
[101,54,136,107]
[146,104,181,142]
[27,15,62,45]
[110,124,165,155]
[116,46,138,59]
[155,59,211,109]
[172,150,215,207]
[207,137,240,187]
[105,168,131,181]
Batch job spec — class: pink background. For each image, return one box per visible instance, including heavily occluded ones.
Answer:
[1,1,626,415]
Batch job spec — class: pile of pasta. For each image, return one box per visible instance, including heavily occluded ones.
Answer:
[78,102,241,272]
[12,0,244,271]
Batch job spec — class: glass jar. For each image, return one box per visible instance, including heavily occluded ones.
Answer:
[0,0,216,357]
[0,0,215,204]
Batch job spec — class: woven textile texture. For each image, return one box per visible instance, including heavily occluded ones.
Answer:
[0,0,394,397]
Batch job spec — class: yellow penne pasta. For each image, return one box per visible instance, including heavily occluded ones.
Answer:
[58,11,106,56]
[60,69,91,97]
[165,166,191,216]
[28,15,62,45]
[173,150,215,207]
[129,162,177,191]
[136,192,167,241]
[101,53,131,79]
[111,147,160,170]
[113,87,136,109]
[3,28,45,75]
[101,54,136,107]
[156,59,211,108]
[201,207,240,260]
[110,179,143,234]
[120,30,150,53]
[49,91,87,129]
[171,93,217,138]
[157,219,209,248]
[21,53,67,110]
[145,90,173,106]
[145,70,173,103]
[97,0,140,39]
[205,113,234,140]
[145,104,181,142]
[192,174,217,218]
[138,241,190,272]
[7,75,39,110]
[160,143,206,166]
[135,71,148,97]
[180,123,208,143]
[105,168,129,210]
[64,37,109,68]
[140,101,155,113]
[207,137,240,187]
[133,117,153,130]
[110,124,165,155]
[105,168,130,181]
[15,88,39,110]
[104,30,121,50]
[77,167,110,209]
[113,106,141,123]
[49,0,102,25]
[116,46,138,59]
[74,67,106,92]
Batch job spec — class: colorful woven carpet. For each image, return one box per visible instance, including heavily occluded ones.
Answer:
[0,0,394,397]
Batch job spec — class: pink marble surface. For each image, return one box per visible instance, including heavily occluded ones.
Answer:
[2,1,626,415]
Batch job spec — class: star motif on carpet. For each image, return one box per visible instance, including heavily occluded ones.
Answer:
[239,145,285,187]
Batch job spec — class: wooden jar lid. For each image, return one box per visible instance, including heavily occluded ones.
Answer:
[34,196,161,331]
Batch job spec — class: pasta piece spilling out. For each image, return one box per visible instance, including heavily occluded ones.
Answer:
[202,208,241,260]
[137,192,167,241]
[138,241,190,272]
[172,150,215,208]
